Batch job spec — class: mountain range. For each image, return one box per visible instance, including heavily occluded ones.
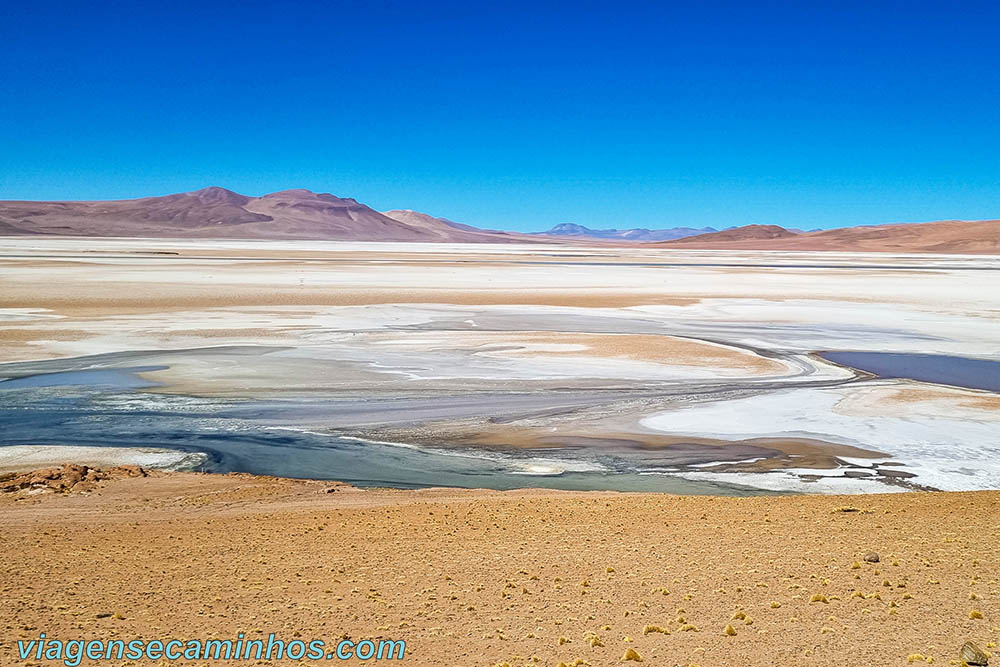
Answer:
[532,222,719,242]
[655,220,1000,254]
[0,187,534,244]
[0,187,997,253]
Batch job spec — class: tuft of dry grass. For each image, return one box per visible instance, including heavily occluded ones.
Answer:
[622,647,643,662]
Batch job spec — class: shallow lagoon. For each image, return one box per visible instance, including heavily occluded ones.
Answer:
[819,351,1000,393]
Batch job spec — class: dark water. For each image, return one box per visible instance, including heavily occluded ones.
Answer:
[0,381,775,495]
[819,351,1000,393]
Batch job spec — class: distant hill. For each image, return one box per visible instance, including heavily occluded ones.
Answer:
[0,188,538,243]
[653,220,1000,254]
[533,222,718,242]
[664,224,798,244]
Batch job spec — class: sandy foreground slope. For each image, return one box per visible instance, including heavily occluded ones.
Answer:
[1,471,997,667]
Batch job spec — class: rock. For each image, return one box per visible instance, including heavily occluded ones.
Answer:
[961,641,990,665]
[108,464,148,478]
[864,552,880,563]
[0,464,147,495]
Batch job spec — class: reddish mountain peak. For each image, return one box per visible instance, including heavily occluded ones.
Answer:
[716,224,796,240]
[184,186,250,205]
[664,224,796,244]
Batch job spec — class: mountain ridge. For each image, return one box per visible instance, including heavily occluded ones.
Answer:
[653,220,1000,254]
[0,188,538,244]
[533,222,718,242]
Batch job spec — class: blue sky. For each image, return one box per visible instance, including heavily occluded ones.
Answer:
[1,1,998,231]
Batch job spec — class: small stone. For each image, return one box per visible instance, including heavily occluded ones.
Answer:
[864,552,880,563]
[961,641,990,665]
[622,647,643,662]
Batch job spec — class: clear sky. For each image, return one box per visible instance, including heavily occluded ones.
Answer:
[1,1,998,232]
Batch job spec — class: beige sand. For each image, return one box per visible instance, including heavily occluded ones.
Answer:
[421,331,785,371]
[1,471,996,666]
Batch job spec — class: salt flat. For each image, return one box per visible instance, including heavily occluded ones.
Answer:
[1,238,998,493]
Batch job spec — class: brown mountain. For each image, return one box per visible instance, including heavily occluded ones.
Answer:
[653,220,1000,254]
[0,187,537,243]
[664,224,797,244]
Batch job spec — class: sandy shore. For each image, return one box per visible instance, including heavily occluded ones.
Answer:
[1,470,996,666]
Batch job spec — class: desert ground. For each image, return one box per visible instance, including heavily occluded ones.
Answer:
[1,470,997,666]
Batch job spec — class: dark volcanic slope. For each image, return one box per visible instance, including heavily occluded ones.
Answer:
[0,188,537,243]
[654,220,1000,254]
